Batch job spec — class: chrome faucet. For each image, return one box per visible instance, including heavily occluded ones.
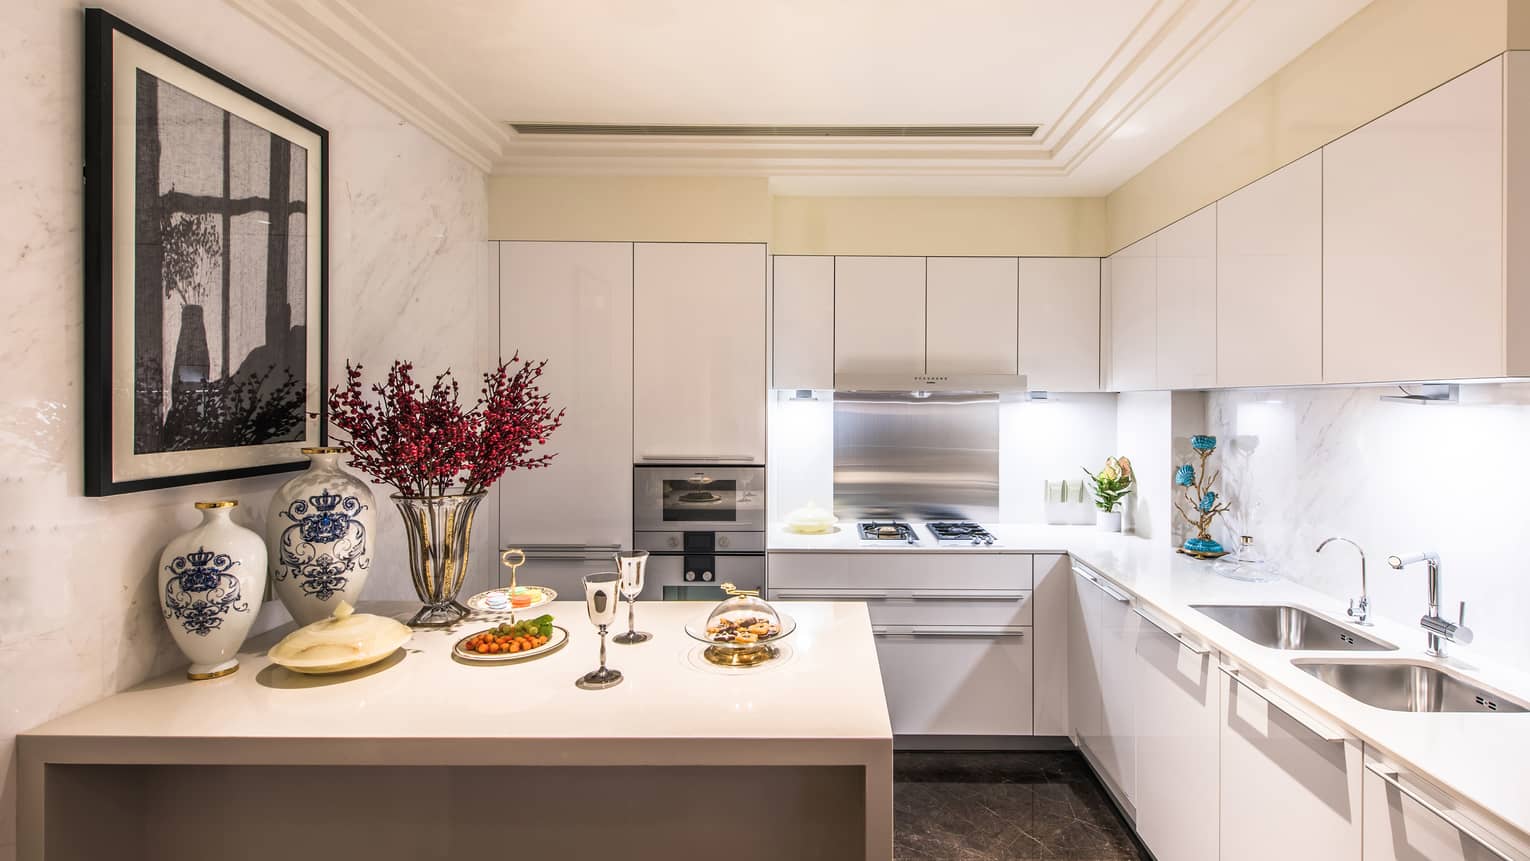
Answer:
[1316,536,1370,625]
[1387,551,1473,657]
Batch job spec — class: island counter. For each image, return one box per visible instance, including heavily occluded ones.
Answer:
[18,601,893,861]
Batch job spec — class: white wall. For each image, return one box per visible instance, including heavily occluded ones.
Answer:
[0,3,491,855]
[1115,392,1173,539]
[1207,383,1530,666]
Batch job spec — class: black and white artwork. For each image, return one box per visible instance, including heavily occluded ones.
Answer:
[85,9,327,495]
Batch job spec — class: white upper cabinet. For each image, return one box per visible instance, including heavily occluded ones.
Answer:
[1217,152,1323,387]
[1018,258,1100,391]
[1323,57,1504,383]
[500,241,633,548]
[1108,236,1157,391]
[771,256,834,390]
[833,256,927,375]
[925,257,1018,375]
[1155,205,1217,389]
[633,243,767,463]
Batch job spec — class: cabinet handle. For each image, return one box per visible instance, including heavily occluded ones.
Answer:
[1132,606,1210,655]
[910,590,1027,601]
[640,454,756,463]
[873,626,1026,638]
[511,543,622,560]
[1364,764,1520,861]
[772,589,891,600]
[1072,563,1130,602]
[1220,666,1348,742]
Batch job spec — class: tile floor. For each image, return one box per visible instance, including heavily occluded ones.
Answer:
[894,751,1147,860]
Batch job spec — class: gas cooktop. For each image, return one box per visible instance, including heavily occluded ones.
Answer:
[926,521,997,545]
[857,521,919,543]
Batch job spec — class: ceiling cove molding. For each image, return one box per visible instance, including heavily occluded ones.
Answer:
[229,0,508,172]
[492,0,1246,178]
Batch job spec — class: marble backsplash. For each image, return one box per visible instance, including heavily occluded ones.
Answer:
[1206,383,1530,667]
[0,2,491,855]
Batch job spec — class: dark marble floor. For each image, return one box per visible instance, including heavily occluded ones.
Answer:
[894,751,1147,861]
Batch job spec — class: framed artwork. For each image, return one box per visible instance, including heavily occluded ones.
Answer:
[83,9,327,496]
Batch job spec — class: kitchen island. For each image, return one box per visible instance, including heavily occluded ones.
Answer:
[18,601,893,861]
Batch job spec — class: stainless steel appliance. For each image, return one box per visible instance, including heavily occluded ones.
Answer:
[926,521,997,546]
[857,521,919,544]
[833,391,1000,521]
[634,465,765,600]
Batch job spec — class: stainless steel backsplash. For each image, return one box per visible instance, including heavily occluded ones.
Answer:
[832,392,1000,521]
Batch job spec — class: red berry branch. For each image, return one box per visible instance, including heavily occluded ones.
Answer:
[326,356,564,498]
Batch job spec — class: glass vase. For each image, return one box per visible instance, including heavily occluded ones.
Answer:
[392,491,486,627]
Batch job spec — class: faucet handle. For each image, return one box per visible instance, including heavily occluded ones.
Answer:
[1453,601,1474,645]
[1347,595,1370,624]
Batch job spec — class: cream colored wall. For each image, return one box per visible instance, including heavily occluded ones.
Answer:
[1105,0,1511,253]
[770,195,1106,257]
[489,175,772,241]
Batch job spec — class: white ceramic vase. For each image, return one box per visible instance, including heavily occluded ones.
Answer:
[267,447,376,625]
[158,501,267,679]
[1096,509,1123,532]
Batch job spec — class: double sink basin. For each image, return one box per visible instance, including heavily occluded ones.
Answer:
[1189,603,1528,714]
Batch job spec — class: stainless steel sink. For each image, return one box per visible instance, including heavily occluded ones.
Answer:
[1190,604,1396,651]
[1294,660,1530,713]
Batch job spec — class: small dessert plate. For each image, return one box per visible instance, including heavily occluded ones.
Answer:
[465,585,556,615]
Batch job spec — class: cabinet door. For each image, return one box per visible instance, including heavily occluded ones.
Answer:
[1096,578,1138,804]
[926,257,1018,375]
[1155,206,1217,389]
[1068,567,1103,750]
[1134,615,1218,861]
[633,243,767,463]
[1217,152,1323,387]
[1363,762,1515,861]
[772,256,834,390]
[874,629,1032,735]
[1108,237,1156,391]
[1032,555,1070,736]
[1323,57,1503,383]
[834,256,926,375]
[500,241,633,548]
[1018,258,1100,391]
[1220,669,1362,861]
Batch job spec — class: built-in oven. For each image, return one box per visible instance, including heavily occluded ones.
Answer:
[634,465,765,600]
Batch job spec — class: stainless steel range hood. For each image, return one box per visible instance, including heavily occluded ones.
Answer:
[832,372,1028,395]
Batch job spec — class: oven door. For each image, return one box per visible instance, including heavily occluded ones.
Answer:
[644,553,765,602]
[633,466,765,532]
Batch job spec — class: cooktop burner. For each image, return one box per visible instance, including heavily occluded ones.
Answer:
[926,521,996,545]
[858,521,918,543]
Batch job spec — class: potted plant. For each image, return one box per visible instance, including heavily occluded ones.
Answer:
[1083,456,1134,532]
[327,357,563,626]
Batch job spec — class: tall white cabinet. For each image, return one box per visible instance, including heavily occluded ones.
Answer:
[1108,236,1157,392]
[1154,205,1217,389]
[633,243,767,463]
[499,241,634,593]
[1217,151,1323,387]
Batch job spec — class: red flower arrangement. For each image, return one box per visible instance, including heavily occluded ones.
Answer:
[327,356,564,497]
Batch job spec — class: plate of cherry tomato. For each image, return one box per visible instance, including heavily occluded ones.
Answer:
[453,616,567,663]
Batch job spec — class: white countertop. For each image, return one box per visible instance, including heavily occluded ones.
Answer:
[20,601,892,768]
[780,520,1530,846]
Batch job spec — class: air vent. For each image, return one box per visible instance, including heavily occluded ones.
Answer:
[509,123,1039,138]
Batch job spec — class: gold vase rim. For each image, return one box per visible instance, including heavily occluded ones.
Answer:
[390,491,489,501]
[302,446,347,455]
[194,500,238,510]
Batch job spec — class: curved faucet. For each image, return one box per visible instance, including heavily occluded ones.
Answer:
[1316,536,1370,625]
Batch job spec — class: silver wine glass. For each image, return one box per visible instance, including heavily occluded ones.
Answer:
[612,549,652,645]
[575,572,623,690]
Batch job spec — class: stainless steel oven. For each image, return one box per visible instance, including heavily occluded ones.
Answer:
[634,465,765,600]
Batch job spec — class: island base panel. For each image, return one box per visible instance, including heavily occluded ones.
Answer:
[42,763,868,860]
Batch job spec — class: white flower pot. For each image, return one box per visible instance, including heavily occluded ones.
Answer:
[1096,510,1123,532]
[158,501,267,679]
[267,447,376,625]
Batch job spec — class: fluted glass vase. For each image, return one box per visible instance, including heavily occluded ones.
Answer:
[392,491,486,627]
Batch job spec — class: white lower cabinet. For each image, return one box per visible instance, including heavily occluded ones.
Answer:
[1363,755,1521,861]
[874,629,1033,736]
[1133,610,1218,861]
[1031,554,1070,737]
[1220,667,1362,861]
[1067,565,1103,749]
[1069,564,1135,809]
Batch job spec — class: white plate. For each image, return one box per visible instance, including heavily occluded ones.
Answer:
[465,585,557,614]
[453,625,569,663]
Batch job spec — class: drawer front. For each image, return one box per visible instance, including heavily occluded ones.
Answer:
[874,629,1033,735]
[767,552,1032,590]
[773,590,1033,627]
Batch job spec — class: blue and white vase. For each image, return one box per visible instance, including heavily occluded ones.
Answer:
[158,500,267,680]
[266,447,376,625]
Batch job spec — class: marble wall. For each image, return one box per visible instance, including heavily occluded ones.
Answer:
[1206,383,1530,667]
[0,2,491,855]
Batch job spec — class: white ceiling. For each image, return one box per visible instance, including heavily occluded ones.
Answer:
[235,0,1373,195]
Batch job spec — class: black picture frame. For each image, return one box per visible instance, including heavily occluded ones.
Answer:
[83,8,328,496]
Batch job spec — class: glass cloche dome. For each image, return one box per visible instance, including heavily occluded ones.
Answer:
[686,584,796,666]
